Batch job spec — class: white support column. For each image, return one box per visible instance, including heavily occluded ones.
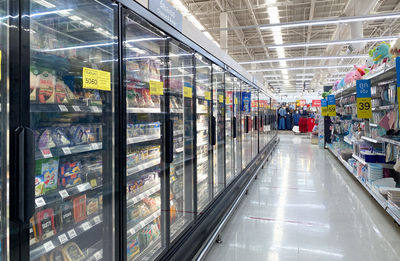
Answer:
[220,12,228,50]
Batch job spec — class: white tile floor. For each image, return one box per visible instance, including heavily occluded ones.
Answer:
[205,134,400,261]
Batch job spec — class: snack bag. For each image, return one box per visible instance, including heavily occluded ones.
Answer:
[59,160,82,188]
[37,68,56,104]
[55,79,68,104]
[35,158,59,196]
[38,129,56,149]
[36,208,56,240]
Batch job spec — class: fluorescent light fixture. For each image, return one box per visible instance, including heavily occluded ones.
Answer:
[260,12,400,30]
[33,0,55,8]
[80,20,93,27]
[297,73,315,76]
[238,54,369,64]
[250,64,354,72]
[69,15,82,21]
[268,36,397,49]
[28,9,73,18]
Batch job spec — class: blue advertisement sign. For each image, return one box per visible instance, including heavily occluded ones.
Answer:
[327,95,335,105]
[321,99,327,107]
[241,92,251,112]
[149,0,183,31]
[397,57,400,87]
[356,79,371,98]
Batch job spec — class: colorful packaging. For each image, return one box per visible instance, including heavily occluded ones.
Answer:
[59,160,82,188]
[127,235,140,260]
[35,158,59,197]
[49,247,67,261]
[38,129,56,149]
[86,196,99,216]
[30,66,39,102]
[37,69,56,104]
[36,208,56,240]
[72,195,87,223]
[55,80,68,104]
[29,217,38,245]
[52,128,71,147]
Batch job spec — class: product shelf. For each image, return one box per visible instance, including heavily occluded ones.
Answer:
[30,214,103,261]
[127,210,161,238]
[377,137,400,146]
[31,104,102,114]
[36,142,103,160]
[344,137,353,145]
[369,123,378,128]
[372,104,398,111]
[127,107,161,114]
[127,134,161,145]
[127,158,161,177]
[361,136,380,143]
[127,186,160,208]
[35,182,99,209]
[197,140,208,147]
[352,154,367,165]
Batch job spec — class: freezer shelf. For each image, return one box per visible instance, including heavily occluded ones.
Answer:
[31,104,102,114]
[36,142,102,160]
[127,159,161,176]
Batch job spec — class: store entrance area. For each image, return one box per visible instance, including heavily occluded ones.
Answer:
[204,134,400,261]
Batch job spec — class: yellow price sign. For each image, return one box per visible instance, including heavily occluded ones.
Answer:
[234,97,238,105]
[82,67,111,91]
[205,91,211,100]
[149,80,164,96]
[226,96,230,104]
[328,105,336,116]
[321,106,327,116]
[357,97,372,118]
[219,95,223,103]
[183,86,192,98]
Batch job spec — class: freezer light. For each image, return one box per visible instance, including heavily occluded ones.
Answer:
[28,9,73,18]
[239,54,369,64]
[250,64,354,72]
[33,0,56,8]
[260,12,400,30]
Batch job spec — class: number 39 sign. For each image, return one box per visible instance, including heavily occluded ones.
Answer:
[356,79,372,119]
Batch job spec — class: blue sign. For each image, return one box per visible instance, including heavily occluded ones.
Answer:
[241,92,251,112]
[356,79,371,98]
[149,0,183,31]
[321,99,327,107]
[397,57,400,87]
[327,95,335,105]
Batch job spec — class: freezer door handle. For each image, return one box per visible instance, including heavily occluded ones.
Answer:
[254,116,258,131]
[166,119,173,163]
[12,127,35,223]
[246,116,249,133]
[211,116,216,146]
[233,116,237,139]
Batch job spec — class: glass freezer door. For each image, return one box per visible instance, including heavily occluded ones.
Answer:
[212,65,225,195]
[168,40,195,242]
[28,1,116,260]
[233,79,241,176]
[224,73,233,184]
[195,55,212,214]
[241,83,251,168]
[251,87,259,159]
[123,10,166,260]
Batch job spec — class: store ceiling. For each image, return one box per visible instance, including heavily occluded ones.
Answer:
[174,0,400,95]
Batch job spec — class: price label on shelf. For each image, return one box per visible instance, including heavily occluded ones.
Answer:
[93,216,101,224]
[356,79,372,119]
[149,80,164,96]
[183,86,192,98]
[205,91,211,100]
[90,143,101,150]
[94,251,102,261]
[77,184,87,192]
[41,149,52,158]
[72,105,81,112]
[83,67,111,91]
[62,147,72,155]
[58,105,68,112]
[58,233,68,244]
[35,197,46,208]
[59,189,69,199]
[82,222,91,231]
[43,241,55,252]
[234,97,238,105]
[68,229,77,239]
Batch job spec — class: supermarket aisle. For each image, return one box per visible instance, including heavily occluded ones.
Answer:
[205,134,400,261]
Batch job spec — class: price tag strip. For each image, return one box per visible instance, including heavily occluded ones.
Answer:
[58,105,68,112]
[72,105,81,112]
[94,251,103,261]
[43,241,55,252]
[68,229,77,239]
[41,149,53,159]
[82,222,92,231]
[356,79,372,119]
[58,233,68,244]
[35,197,46,208]
[59,189,69,199]
[62,147,72,155]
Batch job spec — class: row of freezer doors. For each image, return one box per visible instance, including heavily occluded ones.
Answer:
[0,1,276,260]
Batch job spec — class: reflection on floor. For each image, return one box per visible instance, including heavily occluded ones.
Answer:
[205,134,400,261]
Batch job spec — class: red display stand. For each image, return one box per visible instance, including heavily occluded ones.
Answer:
[299,117,308,133]
[307,118,315,132]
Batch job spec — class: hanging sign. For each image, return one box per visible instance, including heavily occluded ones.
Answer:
[149,0,183,31]
[218,95,223,103]
[299,99,306,107]
[327,95,336,116]
[149,80,164,96]
[312,100,321,107]
[82,67,111,91]
[321,99,327,116]
[205,91,211,100]
[183,82,192,98]
[356,79,372,119]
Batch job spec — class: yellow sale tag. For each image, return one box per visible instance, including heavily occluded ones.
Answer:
[184,86,192,98]
[205,91,211,100]
[226,96,230,104]
[82,67,111,91]
[219,95,223,103]
[234,97,238,105]
[149,80,164,96]
[321,107,327,116]
[357,97,372,118]
[328,105,336,116]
